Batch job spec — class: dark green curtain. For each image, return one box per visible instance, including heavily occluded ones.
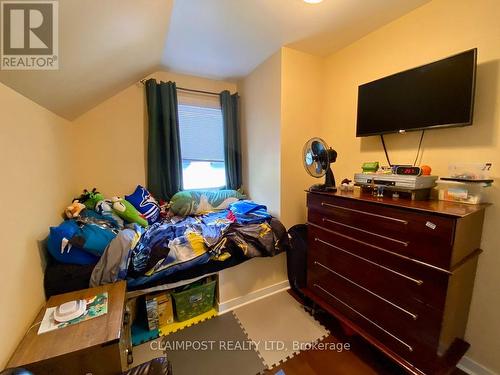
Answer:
[145,79,183,201]
[220,90,242,190]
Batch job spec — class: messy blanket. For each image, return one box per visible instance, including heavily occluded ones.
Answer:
[89,201,288,288]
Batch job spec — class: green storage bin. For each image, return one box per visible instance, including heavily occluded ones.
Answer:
[172,279,216,321]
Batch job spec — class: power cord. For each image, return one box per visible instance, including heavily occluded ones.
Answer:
[23,320,42,337]
[380,135,392,167]
[413,130,425,166]
[380,131,425,168]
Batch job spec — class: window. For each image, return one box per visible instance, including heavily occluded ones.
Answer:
[177,91,226,190]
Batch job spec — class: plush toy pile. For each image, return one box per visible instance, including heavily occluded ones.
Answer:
[47,186,248,267]
[49,185,162,265]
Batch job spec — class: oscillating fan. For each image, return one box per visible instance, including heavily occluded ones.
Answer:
[303,137,338,192]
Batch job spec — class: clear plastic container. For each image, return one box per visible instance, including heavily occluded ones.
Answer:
[436,180,491,204]
[447,162,492,181]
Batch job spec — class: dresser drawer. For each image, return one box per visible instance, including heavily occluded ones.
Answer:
[308,282,438,367]
[307,194,456,269]
[308,194,455,269]
[308,242,442,344]
[308,225,449,311]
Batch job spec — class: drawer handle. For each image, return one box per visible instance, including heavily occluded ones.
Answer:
[322,218,409,247]
[311,223,451,275]
[314,283,414,352]
[314,261,418,320]
[315,237,423,286]
[320,202,408,225]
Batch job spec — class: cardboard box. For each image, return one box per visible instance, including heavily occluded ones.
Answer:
[145,292,174,331]
[156,293,174,326]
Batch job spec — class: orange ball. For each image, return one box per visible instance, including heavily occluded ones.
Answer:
[420,165,432,175]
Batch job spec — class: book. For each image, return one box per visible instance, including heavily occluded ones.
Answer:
[38,292,108,335]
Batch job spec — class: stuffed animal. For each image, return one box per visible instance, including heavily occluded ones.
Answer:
[65,200,86,219]
[95,199,125,228]
[77,188,106,210]
[111,197,148,227]
[76,188,148,227]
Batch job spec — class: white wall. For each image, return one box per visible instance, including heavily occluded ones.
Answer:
[280,47,324,229]
[0,83,75,368]
[239,51,282,217]
[237,50,289,304]
[218,254,288,305]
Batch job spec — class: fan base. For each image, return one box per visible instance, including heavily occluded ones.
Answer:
[309,184,337,192]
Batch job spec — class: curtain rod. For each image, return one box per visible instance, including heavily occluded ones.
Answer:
[139,79,221,97]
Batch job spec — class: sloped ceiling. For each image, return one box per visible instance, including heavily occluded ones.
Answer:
[161,0,430,79]
[0,0,172,120]
[0,0,430,120]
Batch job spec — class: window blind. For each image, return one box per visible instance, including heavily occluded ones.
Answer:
[178,104,225,162]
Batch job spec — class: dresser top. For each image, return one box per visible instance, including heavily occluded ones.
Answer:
[309,190,489,218]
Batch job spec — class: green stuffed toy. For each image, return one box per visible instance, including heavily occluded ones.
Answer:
[111,197,148,227]
[78,188,106,210]
[77,188,148,227]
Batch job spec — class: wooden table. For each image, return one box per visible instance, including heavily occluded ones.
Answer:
[8,282,127,375]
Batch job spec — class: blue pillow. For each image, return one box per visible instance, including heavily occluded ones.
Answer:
[78,223,117,256]
[125,185,160,225]
[47,220,99,265]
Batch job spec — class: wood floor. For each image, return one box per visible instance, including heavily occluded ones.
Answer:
[263,294,467,375]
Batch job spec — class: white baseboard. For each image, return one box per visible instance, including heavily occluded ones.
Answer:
[217,280,290,314]
[458,356,498,375]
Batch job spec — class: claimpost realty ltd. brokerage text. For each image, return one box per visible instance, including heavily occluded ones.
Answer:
[151,340,351,352]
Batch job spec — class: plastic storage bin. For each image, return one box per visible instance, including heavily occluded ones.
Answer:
[436,180,491,204]
[172,278,216,321]
[447,162,492,181]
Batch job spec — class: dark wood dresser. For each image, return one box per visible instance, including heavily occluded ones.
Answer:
[303,190,488,375]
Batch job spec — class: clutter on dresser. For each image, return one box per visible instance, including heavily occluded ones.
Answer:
[339,178,355,192]
[361,161,379,173]
[437,162,493,204]
[441,162,493,182]
[354,162,438,200]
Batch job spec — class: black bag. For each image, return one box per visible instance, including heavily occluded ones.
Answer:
[287,224,308,295]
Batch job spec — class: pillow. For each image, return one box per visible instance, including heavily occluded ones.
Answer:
[125,185,161,225]
[47,220,100,265]
[169,189,245,216]
[76,223,117,256]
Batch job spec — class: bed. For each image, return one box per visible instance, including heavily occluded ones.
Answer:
[44,200,289,298]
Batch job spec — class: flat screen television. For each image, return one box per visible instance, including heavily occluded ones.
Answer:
[356,49,477,137]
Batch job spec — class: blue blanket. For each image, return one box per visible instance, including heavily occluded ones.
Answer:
[90,201,278,288]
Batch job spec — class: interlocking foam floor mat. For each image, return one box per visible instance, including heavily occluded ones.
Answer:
[233,291,329,369]
[133,312,266,375]
[132,291,328,373]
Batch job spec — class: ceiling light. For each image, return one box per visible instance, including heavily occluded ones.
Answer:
[304,0,323,3]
